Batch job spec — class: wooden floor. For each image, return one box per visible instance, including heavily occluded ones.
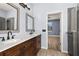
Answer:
[48,36,60,51]
[37,49,69,56]
[37,36,69,56]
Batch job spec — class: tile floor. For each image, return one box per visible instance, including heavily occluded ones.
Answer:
[37,49,69,56]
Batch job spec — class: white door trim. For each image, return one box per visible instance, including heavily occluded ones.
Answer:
[46,10,63,52]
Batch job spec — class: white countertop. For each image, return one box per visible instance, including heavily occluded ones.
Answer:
[0,33,40,52]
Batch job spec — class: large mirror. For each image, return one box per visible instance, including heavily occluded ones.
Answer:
[26,13,35,32]
[0,3,19,32]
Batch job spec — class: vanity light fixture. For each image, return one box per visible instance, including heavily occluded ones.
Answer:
[19,3,30,10]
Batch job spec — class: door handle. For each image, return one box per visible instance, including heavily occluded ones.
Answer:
[67,32,73,34]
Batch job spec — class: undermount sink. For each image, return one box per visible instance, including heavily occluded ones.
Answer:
[2,39,18,44]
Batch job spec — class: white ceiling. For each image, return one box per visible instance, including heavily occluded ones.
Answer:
[0,3,15,12]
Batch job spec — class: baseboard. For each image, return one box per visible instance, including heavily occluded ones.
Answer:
[48,35,60,37]
[41,46,48,49]
[41,46,68,54]
[62,50,68,53]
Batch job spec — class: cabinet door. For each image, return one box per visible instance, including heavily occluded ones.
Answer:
[24,45,33,56]
[36,35,41,53]
[4,46,21,56]
[23,39,33,56]
[0,52,4,56]
[19,43,25,56]
[32,38,37,55]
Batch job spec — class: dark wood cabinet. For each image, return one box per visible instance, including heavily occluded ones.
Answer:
[23,35,41,56]
[23,39,34,56]
[36,35,41,53]
[0,52,3,56]
[4,46,21,56]
[0,35,41,56]
[24,45,33,56]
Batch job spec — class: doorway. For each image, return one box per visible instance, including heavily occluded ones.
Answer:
[48,13,61,51]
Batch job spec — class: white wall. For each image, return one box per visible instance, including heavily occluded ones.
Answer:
[0,3,33,41]
[32,3,77,52]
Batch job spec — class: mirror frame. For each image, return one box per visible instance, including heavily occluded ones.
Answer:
[0,3,20,33]
[26,13,35,32]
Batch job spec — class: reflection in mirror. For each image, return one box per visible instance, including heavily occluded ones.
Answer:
[7,18,14,30]
[0,3,18,31]
[27,15,33,30]
[26,13,35,33]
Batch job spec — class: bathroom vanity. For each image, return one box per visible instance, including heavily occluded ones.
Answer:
[0,3,41,56]
[0,33,41,56]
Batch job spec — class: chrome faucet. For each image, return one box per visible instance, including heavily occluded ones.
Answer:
[7,31,12,40]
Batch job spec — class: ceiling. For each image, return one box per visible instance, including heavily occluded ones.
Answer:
[0,3,16,12]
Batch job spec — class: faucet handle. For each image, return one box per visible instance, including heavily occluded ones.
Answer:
[2,37,5,41]
[12,35,15,39]
[0,37,5,41]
